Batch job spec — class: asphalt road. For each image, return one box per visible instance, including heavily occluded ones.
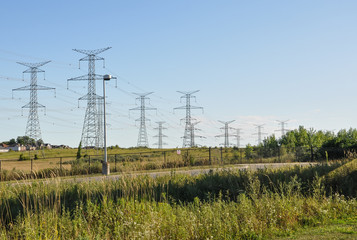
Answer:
[68,162,315,183]
[6,162,316,186]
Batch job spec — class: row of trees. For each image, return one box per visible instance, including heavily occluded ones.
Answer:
[2,136,44,147]
[256,126,357,160]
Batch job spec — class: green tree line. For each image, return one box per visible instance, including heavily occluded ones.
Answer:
[256,126,357,160]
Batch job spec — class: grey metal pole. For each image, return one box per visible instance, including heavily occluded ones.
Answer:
[102,75,112,175]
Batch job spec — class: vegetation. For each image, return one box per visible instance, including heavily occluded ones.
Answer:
[0,161,356,239]
[1,126,357,181]
[258,126,357,160]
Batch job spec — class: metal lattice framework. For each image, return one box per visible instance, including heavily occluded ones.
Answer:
[130,92,156,147]
[233,128,243,148]
[216,120,235,148]
[13,61,55,141]
[254,124,267,145]
[174,91,203,148]
[67,47,110,148]
[153,121,167,149]
[276,120,289,137]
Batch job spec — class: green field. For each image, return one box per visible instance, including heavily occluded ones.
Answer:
[0,159,356,239]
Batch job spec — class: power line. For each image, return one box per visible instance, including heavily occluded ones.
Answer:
[67,47,111,148]
[216,120,235,148]
[153,121,167,149]
[253,124,267,145]
[12,61,55,141]
[174,90,203,148]
[276,120,289,137]
[130,92,157,147]
[232,128,243,148]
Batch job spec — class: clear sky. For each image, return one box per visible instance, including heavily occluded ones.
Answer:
[1,0,357,148]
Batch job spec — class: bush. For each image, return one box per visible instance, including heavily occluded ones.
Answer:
[18,154,29,161]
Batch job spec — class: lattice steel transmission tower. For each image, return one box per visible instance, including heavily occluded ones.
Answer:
[254,124,267,145]
[216,120,235,148]
[130,92,157,147]
[13,61,55,141]
[153,121,167,149]
[233,128,243,148]
[67,47,110,148]
[174,91,203,148]
[276,120,289,137]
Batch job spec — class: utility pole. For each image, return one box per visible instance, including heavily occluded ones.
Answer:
[153,121,167,149]
[174,91,203,148]
[130,92,156,147]
[276,120,289,137]
[13,61,55,141]
[254,124,267,145]
[67,47,110,148]
[233,128,243,148]
[216,120,235,148]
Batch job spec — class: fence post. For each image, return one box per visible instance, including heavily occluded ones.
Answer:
[60,157,62,175]
[209,147,211,165]
[164,151,167,168]
[220,147,223,165]
[115,154,117,172]
[31,158,33,175]
[0,160,2,181]
[88,155,91,174]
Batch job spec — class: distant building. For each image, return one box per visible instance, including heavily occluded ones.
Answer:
[42,143,52,149]
[51,145,70,149]
[7,144,26,152]
[26,146,36,151]
[0,145,9,153]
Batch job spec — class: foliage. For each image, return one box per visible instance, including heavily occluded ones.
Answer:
[0,162,356,238]
[76,141,82,160]
[16,136,36,146]
[18,153,29,161]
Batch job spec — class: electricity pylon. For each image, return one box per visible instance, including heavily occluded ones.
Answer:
[254,124,267,145]
[153,121,167,149]
[174,90,203,148]
[13,61,55,141]
[130,92,156,147]
[275,120,289,137]
[67,47,110,148]
[216,120,235,148]
[233,128,243,148]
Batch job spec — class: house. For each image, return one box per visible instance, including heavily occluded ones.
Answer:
[0,146,9,153]
[26,145,36,151]
[8,144,27,152]
[41,143,52,149]
[52,145,70,149]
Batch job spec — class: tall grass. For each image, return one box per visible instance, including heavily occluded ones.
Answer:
[0,161,356,239]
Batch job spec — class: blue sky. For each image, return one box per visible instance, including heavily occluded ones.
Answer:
[1,0,357,148]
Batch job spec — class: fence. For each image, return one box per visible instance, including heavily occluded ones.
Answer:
[0,146,353,181]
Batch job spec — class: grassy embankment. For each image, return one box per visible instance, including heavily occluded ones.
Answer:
[0,159,356,239]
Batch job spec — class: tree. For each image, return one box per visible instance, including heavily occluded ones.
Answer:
[16,136,35,146]
[245,144,254,159]
[36,139,44,147]
[76,141,82,160]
